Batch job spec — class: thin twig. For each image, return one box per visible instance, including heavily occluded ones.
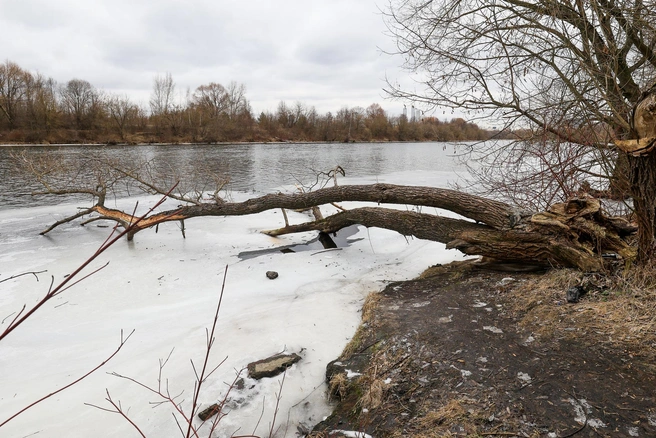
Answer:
[0,184,180,343]
[268,371,286,438]
[185,264,229,437]
[0,270,47,284]
[1,330,135,428]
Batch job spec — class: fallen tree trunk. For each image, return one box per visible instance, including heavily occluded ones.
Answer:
[78,184,526,236]
[36,182,636,271]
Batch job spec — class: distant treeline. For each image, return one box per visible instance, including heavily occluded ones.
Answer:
[0,60,509,144]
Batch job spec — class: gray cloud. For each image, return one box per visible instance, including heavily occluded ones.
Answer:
[0,0,414,115]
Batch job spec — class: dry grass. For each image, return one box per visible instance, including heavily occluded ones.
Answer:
[506,263,656,359]
[404,398,501,438]
[418,400,467,427]
[418,260,474,280]
[360,292,381,322]
[328,372,349,400]
[357,378,386,411]
[339,292,381,360]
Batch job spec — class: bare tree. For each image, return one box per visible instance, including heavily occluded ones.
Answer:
[25,73,60,135]
[192,82,228,119]
[149,72,176,117]
[107,94,139,140]
[149,72,181,136]
[384,0,656,261]
[60,79,97,130]
[0,60,30,129]
[225,81,250,120]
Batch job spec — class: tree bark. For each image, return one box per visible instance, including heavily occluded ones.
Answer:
[628,152,656,261]
[613,89,656,262]
[39,183,636,272]
[48,184,525,240]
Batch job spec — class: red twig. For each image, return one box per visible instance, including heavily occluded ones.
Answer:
[106,370,195,434]
[268,371,287,438]
[1,329,135,428]
[86,388,147,438]
[185,264,229,437]
[0,184,180,342]
[201,368,246,435]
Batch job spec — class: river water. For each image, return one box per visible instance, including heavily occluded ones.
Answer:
[0,142,471,209]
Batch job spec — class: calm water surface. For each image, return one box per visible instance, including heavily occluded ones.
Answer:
[0,142,470,209]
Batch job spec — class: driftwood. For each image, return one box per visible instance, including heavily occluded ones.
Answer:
[36,182,636,272]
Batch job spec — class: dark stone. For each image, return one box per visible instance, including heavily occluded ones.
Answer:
[266,271,279,279]
[235,378,245,390]
[198,403,221,421]
[248,353,302,379]
[280,248,295,254]
[566,285,586,303]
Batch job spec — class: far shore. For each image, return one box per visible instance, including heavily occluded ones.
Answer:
[0,139,472,147]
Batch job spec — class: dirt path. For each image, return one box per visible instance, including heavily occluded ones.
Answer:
[311,263,656,437]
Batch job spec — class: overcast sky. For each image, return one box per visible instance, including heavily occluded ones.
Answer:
[0,0,421,116]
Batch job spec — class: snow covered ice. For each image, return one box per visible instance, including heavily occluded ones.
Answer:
[0,171,465,437]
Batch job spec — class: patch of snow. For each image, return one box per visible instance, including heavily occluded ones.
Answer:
[588,418,607,428]
[384,378,392,384]
[412,301,431,308]
[387,305,400,311]
[567,398,606,428]
[331,430,373,438]
[345,369,362,379]
[437,315,453,323]
[477,357,488,363]
[548,433,557,438]
[499,277,515,285]
[450,364,472,378]
[472,301,487,307]
[579,399,594,413]
[628,426,640,436]
[483,326,504,334]
[517,372,532,383]
[567,398,587,424]
[650,413,656,427]
[524,335,535,344]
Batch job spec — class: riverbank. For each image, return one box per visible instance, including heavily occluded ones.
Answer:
[0,139,461,147]
[311,261,656,438]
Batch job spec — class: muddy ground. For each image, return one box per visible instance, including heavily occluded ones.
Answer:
[310,262,656,438]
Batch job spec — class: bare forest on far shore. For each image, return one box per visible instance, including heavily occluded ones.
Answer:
[0,60,508,145]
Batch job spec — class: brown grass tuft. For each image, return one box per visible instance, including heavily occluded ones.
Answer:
[328,372,349,400]
[361,292,381,323]
[339,292,380,360]
[418,400,467,427]
[357,378,386,411]
[506,265,656,359]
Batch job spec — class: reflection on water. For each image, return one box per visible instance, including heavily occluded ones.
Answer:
[0,142,471,208]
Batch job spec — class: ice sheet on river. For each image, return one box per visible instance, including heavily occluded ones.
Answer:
[0,171,466,437]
